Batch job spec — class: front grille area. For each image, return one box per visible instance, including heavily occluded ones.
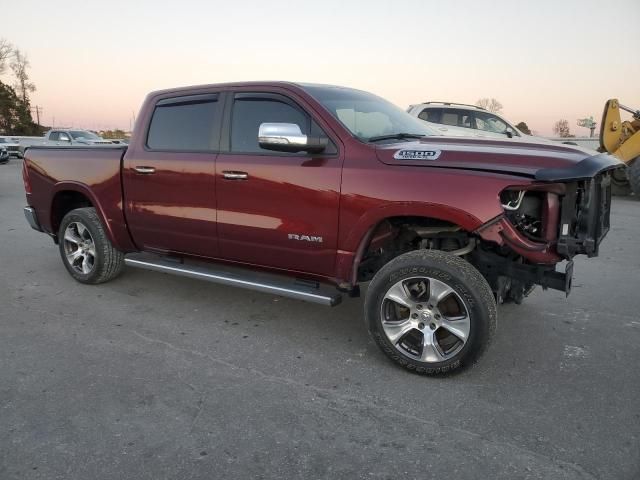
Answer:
[556,171,613,258]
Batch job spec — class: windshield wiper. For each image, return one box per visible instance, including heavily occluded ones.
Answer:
[367,133,426,142]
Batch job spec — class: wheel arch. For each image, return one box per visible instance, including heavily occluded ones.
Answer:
[338,203,484,285]
[49,182,125,249]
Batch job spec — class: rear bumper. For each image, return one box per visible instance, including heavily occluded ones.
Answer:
[24,206,42,232]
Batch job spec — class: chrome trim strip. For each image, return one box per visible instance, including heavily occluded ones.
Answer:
[124,257,342,306]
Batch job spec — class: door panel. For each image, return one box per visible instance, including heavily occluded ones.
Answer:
[123,93,222,258]
[215,91,342,276]
[216,154,341,275]
[124,151,218,257]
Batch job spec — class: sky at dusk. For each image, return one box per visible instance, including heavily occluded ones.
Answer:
[2,0,639,136]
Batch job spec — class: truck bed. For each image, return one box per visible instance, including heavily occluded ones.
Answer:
[23,145,134,250]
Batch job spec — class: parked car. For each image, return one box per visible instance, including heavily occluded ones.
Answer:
[18,129,113,153]
[44,129,114,146]
[0,146,9,164]
[22,82,621,375]
[0,137,23,158]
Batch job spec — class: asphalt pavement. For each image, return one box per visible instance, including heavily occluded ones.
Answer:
[1,159,639,479]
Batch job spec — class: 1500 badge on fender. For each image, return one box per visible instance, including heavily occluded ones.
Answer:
[393,148,442,160]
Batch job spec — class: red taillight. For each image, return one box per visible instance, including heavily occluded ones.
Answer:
[22,159,32,194]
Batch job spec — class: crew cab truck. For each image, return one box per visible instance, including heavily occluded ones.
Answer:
[22,82,621,375]
[17,129,112,153]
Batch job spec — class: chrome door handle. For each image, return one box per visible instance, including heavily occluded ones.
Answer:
[223,171,248,180]
[134,166,156,174]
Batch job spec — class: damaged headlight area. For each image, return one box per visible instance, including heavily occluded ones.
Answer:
[499,170,613,259]
[500,189,549,242]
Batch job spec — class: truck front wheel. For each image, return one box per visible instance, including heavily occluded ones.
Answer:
[58,207,124,284]
[365,250,497,375]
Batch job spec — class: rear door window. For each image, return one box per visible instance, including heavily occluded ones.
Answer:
[418,108,442,123]
[147,94,220,151]
[49,132,59,141]
[441,109,472,128]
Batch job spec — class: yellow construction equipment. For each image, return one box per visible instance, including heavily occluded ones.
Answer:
[599,99,640,195]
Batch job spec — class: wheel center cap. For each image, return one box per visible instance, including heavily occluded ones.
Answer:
[421,312,431,320]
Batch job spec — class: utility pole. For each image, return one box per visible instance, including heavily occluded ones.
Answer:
[30,105,42,126]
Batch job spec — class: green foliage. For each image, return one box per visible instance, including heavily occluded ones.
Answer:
[514,122,531,135]
[0,80,42,135]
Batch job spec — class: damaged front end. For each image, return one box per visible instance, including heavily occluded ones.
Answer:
[473,153,621,298]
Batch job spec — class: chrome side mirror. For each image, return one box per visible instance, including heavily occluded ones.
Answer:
[505,127,514,139]
[258,123,327,153]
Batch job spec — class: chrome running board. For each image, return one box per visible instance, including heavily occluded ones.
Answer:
[124,254,342,306]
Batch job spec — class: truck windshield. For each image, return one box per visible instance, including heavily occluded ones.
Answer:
[302,85,436,142]
[69,131,102,140]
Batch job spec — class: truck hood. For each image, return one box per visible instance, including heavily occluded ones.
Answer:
[375,137,623,181]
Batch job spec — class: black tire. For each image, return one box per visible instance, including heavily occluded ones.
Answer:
[58,207,124,284]
[628,157,640,196]
[611,165,631,196]
[365,250,497,375]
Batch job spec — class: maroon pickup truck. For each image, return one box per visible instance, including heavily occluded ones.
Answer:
[22,82,621,375]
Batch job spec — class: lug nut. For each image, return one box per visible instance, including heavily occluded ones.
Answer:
[435,314,441,319]
[430,323,436,330]
[418,322,425,330]
[411,313,418,319]
[416,304,423,310]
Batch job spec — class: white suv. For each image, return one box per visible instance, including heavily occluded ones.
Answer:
[407,102,532,140]
[407,102,601,156]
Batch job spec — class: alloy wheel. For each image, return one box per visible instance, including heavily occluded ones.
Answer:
[380,276,470,363]
[63,222,96,275]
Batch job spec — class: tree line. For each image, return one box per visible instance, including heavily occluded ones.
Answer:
[0,38,42,136]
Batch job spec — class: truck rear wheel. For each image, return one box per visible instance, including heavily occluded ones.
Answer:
[58,207,124,284]
[365,250,497,375]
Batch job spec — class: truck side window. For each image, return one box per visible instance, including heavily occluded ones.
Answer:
[231,94,311,154]
[49,132,59,141]
[147,94,219,151]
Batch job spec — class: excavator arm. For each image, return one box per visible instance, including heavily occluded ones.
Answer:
[600,99,640,162]
[599,99,640,195]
